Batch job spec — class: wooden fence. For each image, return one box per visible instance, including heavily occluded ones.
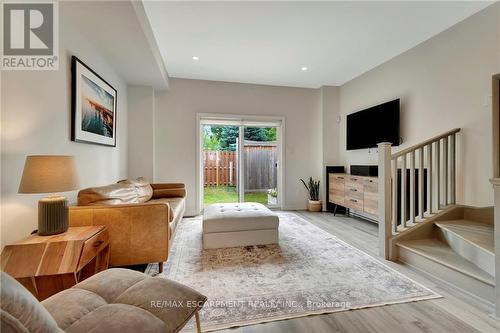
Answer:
[204,151,237,187]
[204,141,277,190]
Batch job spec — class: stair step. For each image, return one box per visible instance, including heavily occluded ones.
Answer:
[435,220,494,276]
[396,239,495,305]
[434,220,494,253]
[396,239,494,286]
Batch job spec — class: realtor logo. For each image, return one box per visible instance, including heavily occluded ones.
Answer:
[1,1,59,70]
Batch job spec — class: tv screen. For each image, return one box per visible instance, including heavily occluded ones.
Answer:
[346,99,400,150]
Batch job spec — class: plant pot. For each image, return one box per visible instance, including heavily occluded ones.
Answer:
[308,200,322,212]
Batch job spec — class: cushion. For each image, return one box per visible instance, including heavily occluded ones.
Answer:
[77,183,138,206]
[152,188,186,199]
[42,268,206,333]
[40,289,107,330]
[118,178,153,203]
[78,178,153,206]
[65,304,167,333]
[151,183,186,199]
[203,202,279,233]
[0,272,62,333]
[149,197,185,224]
[68,268,147,303]
[114,278,206,333]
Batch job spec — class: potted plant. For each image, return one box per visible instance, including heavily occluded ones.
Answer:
[300,177,322,212]
[267,188,278,205]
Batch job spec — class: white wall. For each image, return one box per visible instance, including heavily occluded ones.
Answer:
[336,3,500,207]
[1,14,128,248]
[321,86,342,189]
[154,78,323,215]
[128,85,155,180]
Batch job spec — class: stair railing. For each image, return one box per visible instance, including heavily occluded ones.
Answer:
[378,128,460,259]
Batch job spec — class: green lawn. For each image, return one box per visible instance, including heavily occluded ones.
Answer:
[204,186,268,205]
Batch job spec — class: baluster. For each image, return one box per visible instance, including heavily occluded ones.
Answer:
[443,136,448,206]
[409,151,415,224]
[392,158,398,234]
[450,133,456,204]
[427,143,433,214]
[419,147,425,220]
[436,139,441,210]
[401,154,407,229]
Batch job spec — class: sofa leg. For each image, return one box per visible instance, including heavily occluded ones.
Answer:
[195,310,202,333]
[158,262,163,274]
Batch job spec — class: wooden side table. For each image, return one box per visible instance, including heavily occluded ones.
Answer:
[1,226,110,300]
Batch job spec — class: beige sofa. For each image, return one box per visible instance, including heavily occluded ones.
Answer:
[69,178,186,272]
[1,269,206,333]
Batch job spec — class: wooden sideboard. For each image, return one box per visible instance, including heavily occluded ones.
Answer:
[329,173,378,218]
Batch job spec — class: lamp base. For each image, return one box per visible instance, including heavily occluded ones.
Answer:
[38,196,69,235]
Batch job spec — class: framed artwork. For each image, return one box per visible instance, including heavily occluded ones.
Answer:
[71,56,117,147]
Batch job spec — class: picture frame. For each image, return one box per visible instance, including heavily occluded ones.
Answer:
[71,56,117,147]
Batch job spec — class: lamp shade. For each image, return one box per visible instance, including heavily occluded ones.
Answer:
[18,156,79,194]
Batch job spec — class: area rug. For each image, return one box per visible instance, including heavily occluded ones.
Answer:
[146,212,440,332]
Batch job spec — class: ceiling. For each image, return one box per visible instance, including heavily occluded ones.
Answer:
[143,1,492,88]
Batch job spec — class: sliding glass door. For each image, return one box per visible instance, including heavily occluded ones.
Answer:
[199,118,282,210]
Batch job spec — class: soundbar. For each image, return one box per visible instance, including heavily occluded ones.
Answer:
[350,165,378,177]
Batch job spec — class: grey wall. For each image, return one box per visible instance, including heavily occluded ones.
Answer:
[336,3,500,207]
[128,85,155,181]
[154,78,324,215]
[1,14,129,248]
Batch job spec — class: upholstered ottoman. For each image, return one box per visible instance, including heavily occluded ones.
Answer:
[0,269,207,333]
[202,202,279,249]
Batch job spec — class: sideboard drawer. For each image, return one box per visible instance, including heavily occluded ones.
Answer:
[331,174,346,182]
[329,174,345,191]
[364,177,378,193]
[345,197,363,211]
[345,186,363,200]
[346,176,363,190]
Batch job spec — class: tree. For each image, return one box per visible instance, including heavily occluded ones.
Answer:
[204,125,278,151]
[244,127,266,141]
[263,127,277,141]
[219,126,239,151]
[203,126,221,150]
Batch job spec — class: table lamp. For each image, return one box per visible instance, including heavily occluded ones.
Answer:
[18,155,79,235]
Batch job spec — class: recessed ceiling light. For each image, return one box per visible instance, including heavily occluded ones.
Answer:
[192,56,199,61]
[301,66,308,71]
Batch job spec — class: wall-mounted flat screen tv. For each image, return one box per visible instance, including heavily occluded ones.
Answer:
[346,99,400,150]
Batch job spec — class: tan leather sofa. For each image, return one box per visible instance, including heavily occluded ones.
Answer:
[69,178,186,272]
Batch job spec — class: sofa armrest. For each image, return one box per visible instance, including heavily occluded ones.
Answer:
[69,203,170,266]
[151,183,186,199]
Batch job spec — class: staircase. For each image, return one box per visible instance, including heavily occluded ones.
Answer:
[395,206,494,304]
[377,128,496,307]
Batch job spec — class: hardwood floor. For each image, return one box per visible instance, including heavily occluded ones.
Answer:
[216,211,500,333]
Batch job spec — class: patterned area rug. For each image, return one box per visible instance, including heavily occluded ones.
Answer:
[146,212,440,332]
